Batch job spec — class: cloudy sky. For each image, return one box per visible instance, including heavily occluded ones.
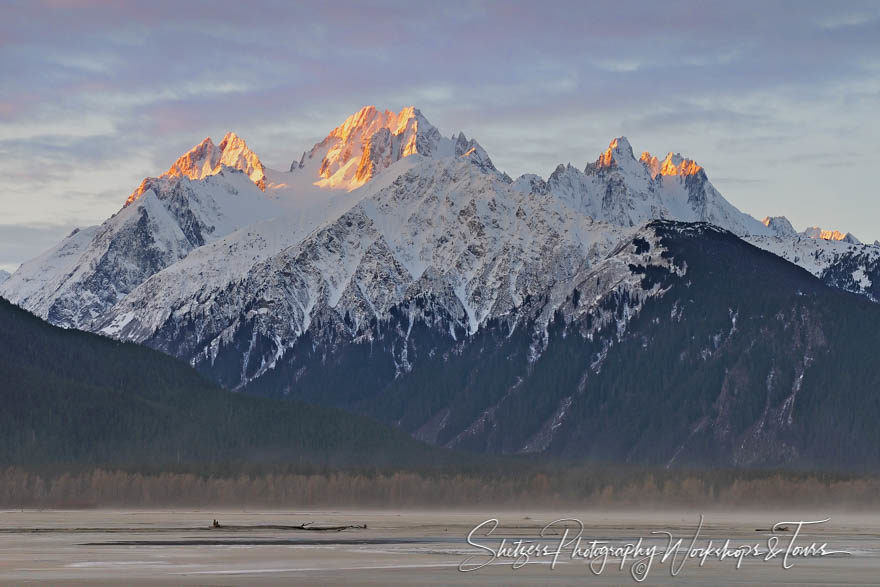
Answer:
[1,0,879,271]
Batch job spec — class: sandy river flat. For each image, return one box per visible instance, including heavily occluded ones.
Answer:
[0,508,878,585]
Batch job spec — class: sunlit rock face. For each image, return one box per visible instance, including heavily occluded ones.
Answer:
[126,132,266,205]
[587,137,705,183]
[590,136,649,179]
[638,150,703,179]
[802,226,861,244]
[290,105,494,190]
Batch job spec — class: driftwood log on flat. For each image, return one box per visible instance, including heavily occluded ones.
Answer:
[291,523,367,531]
[208,522,366,531]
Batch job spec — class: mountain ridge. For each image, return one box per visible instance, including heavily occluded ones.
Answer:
[3,106,875,333]
[2,106,879,467]
[127,131,267,206]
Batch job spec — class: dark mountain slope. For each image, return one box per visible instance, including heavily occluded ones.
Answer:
[548,221,880,469]
[244,221,880,470]
[0,297,436,466]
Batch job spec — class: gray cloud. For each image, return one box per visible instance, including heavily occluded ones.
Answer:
[1,0,879,265]
[0,223,77,273]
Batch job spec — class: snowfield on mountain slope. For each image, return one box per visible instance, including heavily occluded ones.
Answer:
[539,137,774,238]
[99,157,635,381]
[745,233,880,299]
[0,171,282,328]
[98,156,426,338]
[0,225,100,315]
[745,234,871,276]
[3,105,879,386]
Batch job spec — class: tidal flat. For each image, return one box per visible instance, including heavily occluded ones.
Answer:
[0,509,878,585]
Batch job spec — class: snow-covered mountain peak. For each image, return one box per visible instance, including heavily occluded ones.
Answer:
[802,226,861,244]
[591,137,644,177]
[214,131,266,187]
[638,151,661,177]
[329,105,423,145]
[597,137,635,165]
[637,150,704,180]
[659,152,703,177]
[511,173,549,195]
[290,106,494,191]
[541,137,772,237]
[588,137,705,184]
[761,215,797,237]
[126,131,266,206]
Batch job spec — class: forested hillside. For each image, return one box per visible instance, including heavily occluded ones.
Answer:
[0,297,435,466]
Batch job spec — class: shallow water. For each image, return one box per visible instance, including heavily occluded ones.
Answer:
[0,509,878,585]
